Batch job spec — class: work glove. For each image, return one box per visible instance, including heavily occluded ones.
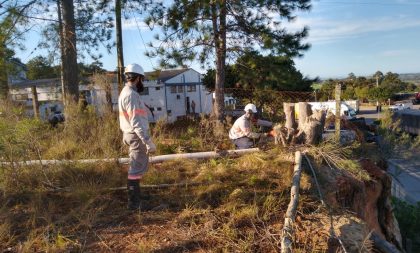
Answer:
[248,132,261,139]
[145,139,157,154]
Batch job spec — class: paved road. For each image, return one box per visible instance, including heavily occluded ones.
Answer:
[388,159,420,204]
[356,105,420,204]
[357,104,420,125]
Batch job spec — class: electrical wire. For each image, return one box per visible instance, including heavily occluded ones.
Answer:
[128,8,155,70]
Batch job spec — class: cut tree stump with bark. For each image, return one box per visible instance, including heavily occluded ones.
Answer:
[273,102,326,146]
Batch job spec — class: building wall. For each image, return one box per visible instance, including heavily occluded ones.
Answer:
[139,82,166,122]
[164,69,212,121]
[9,69,213,123]
[165,69,202,84]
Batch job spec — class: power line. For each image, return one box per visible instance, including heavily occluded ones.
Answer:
[128,8,155,70]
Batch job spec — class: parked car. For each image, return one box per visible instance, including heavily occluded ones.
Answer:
[388,103,411,112]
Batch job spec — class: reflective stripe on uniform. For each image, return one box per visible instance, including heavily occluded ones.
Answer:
[120,108,147,118]
[128,174,142,180]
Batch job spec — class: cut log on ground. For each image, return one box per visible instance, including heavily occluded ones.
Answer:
[1,148,260,167]
[49,182,208,193]
[281,151,303,253]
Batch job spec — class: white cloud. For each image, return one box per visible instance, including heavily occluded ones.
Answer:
[122,17,150,31]
[380,49,412,57]
[285,15,420,44]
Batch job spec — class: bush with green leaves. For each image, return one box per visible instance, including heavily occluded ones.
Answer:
[392,198,420,251]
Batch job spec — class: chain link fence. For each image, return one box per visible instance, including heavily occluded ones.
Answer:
[223,88,315,122]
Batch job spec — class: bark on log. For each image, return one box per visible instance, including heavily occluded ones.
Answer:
[281,151,303,253]
[1,148,260,167]
[298,102,312,130]
[302,110,327,145]
[283,103,296,131]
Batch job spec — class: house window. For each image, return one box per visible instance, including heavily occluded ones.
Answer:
[149,107,155,112]
[156,87,160,91]
[17,94,28,100]
[176,95,181,100]
[157,107,162,111]
[139,87,149,95]
[177,85,184,93]
[170,86,177,93]
[187,85,196,92]
[167,110,172,116]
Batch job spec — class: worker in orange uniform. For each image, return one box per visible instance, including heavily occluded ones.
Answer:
[118,63,156,210]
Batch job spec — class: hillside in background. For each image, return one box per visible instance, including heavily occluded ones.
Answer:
[399,73,420,85]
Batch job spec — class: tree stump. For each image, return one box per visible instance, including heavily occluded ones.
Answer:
[298,102,312,130]
[274,103,326,146]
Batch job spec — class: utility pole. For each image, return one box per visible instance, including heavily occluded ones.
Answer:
[57,0,65,103]
[335,83,342,143]
[115,0,124,92]
[376,75,380,119]
[31,85,39,118]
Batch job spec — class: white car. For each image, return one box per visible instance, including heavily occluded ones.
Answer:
[389,103,411,112]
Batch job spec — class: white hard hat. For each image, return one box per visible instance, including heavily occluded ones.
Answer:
[244,103,257,113]
[124,63,145,76]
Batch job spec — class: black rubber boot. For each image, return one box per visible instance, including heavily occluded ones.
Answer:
[127,179,141,210]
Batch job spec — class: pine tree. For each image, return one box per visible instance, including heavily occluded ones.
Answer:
[147,0,312,122]
[0,0,34,99]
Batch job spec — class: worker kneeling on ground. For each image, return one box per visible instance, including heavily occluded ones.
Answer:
[118,63,157,211]
[229,103,269,149]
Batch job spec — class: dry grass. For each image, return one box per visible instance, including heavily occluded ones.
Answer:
[0,148,339,252]
[308,140,371,181]
[0,101,371,252]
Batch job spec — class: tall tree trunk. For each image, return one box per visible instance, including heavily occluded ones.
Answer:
[0,52,8,100]
[212,0,226,122]
[60,0,79,106]
[31,85,39,118]
[57,0,65,102]
[115,0,124,92]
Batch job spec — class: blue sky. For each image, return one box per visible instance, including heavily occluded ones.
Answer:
[15,0,420,79]
[293,0,420,78]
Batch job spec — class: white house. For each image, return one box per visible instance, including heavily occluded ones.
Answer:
[9,78,90,120]
[91,68,213,122]
[144,68,213,122]
[9,68,213,122]
[9,78,64,119]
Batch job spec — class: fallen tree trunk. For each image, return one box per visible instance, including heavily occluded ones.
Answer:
[281,151,303,253]
[1,148,260,167]
[48,181,208,193]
